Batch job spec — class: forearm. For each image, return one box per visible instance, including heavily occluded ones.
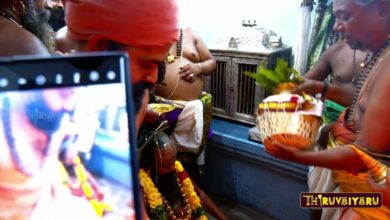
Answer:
[194,185,227,220]
[198,191,227,220]
[324,84,354,107]
[198,59,216,76]
[294,146,365,173]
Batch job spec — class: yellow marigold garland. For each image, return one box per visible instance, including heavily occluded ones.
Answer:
[139,169,164,209]
[175,161,203,212]
[139,161,207,220]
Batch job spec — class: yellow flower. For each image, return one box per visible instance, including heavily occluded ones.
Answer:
[144,180,154,189]
[183,179,193,188]
[149,187,159,194]
[198,215,208,220]
[182,186,193,195]
[149,192,159,201]
[189,192,197,199]
[139,169,147,177]
[175,161,184,172]
[189,198,201,209]
[145,186,156,195]
[148,192,162,209]
[194,198,201,206]
[139,169,163,211]
[149,201,159,209]
[139,161,206,219]
[139,178,148,187]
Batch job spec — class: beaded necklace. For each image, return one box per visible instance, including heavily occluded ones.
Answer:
[346,39,390,124]
[165,29,184,100]
[167,29,183,63]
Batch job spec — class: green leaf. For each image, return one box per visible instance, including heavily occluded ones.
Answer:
[256,74,277,88]
[243,71,276,89]
[276,58,289,75]
[258,68,280,84]
[288,68,303,82]
[275,65,287,82]
[244,58,301,93]
[194,206,206,217]
[151,205,168,220]
[259,59,268,68]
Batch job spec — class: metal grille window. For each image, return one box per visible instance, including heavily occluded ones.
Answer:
[204,49,292,125]
[237,63,257,115]
[211,61,226,110]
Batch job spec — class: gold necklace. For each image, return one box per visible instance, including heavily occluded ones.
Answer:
[167,52,177,63]
[166,29,184,100]
[167,29,183,63]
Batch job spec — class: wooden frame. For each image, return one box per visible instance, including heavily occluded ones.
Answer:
[205,48,292,125]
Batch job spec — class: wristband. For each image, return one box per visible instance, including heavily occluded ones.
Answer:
[321,81,329,97]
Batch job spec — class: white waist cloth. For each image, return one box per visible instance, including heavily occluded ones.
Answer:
[169,99,204,154]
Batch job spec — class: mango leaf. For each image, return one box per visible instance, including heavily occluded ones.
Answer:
[288,68,303,82]
[259,59,268,68]
[243,58,300,94]
[258,68,280,84]
[275,65,287,82]
[256,74,278,89]
[276,58,289,76]
[243,71,276,89]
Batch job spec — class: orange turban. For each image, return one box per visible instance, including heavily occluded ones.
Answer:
[65,0,179,47]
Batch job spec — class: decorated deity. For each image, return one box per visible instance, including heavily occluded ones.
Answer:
[138,132,227,220]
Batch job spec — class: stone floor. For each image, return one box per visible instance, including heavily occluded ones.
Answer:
[213,204,275,220]
[208,195,276,220]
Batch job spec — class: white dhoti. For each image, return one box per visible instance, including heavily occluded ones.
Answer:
[168,99,205,164]
[308,166,342,220]
[169,99,204,153]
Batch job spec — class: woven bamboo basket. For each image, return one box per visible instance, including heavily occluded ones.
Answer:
[257,95,322,151]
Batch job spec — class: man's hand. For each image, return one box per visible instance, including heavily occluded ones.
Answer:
[179,63,202,83]
[367,169,390,208]
[265,139,304,162]
[266,139,367,174]
[292,78,324,96]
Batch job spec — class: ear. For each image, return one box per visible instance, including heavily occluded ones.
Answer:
[11,0,26,16]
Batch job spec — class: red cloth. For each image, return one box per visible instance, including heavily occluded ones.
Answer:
[65,0,179,47]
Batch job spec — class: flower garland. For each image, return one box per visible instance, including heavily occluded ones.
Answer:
[139,161,207,220]
[175,161,207,220]
[139,169,166,219]
[59,157,112,217]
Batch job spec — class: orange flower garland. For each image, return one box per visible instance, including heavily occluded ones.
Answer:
[139,161,207,220]
[175,161,207,220]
